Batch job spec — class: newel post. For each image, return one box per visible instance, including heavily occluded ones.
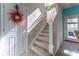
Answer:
[48,22,54,55]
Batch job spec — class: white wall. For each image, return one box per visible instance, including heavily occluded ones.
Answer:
[23,3,46,16]
[53,6,63,54]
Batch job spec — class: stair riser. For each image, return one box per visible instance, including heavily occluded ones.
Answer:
[42,30,49,33]
[39,34,49,37]
[36,38,49,44]
[34,41,49,51]
[44,27,49,30]
[32,45,49,56]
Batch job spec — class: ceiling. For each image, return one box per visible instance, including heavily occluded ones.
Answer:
[58,3,79,9]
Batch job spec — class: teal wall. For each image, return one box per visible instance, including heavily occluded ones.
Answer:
[63,5,79,16]
[62,9,64,41]
[62,5,79,40]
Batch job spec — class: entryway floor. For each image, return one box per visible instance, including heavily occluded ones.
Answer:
[64,41,79,56]
[56,40,79,56]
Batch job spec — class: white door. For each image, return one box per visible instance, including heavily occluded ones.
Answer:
[0,3,27,56]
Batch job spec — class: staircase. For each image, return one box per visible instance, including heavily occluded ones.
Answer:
[30,23,52,56]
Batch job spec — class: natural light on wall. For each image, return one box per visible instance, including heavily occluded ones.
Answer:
[28,8,42,32]
[45,3,54,7]
[0,27,17,56]
[64,49,79,56]
[44,3,56,11]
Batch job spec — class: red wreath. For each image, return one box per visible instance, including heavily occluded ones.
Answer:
[9,4,25,25]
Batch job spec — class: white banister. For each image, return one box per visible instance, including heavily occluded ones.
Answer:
[49,23,54,54]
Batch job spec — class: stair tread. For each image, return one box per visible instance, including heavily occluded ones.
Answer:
[32,44,49,56]
[30,49,40,56]
[39,32,49,37]
[34,40,49,51]
[45,24,49,27]
[44,27,49,30]
[37,36,49,43]
[42,30,49,33]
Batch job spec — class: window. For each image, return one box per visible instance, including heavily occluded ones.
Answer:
[67,18,78,39]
